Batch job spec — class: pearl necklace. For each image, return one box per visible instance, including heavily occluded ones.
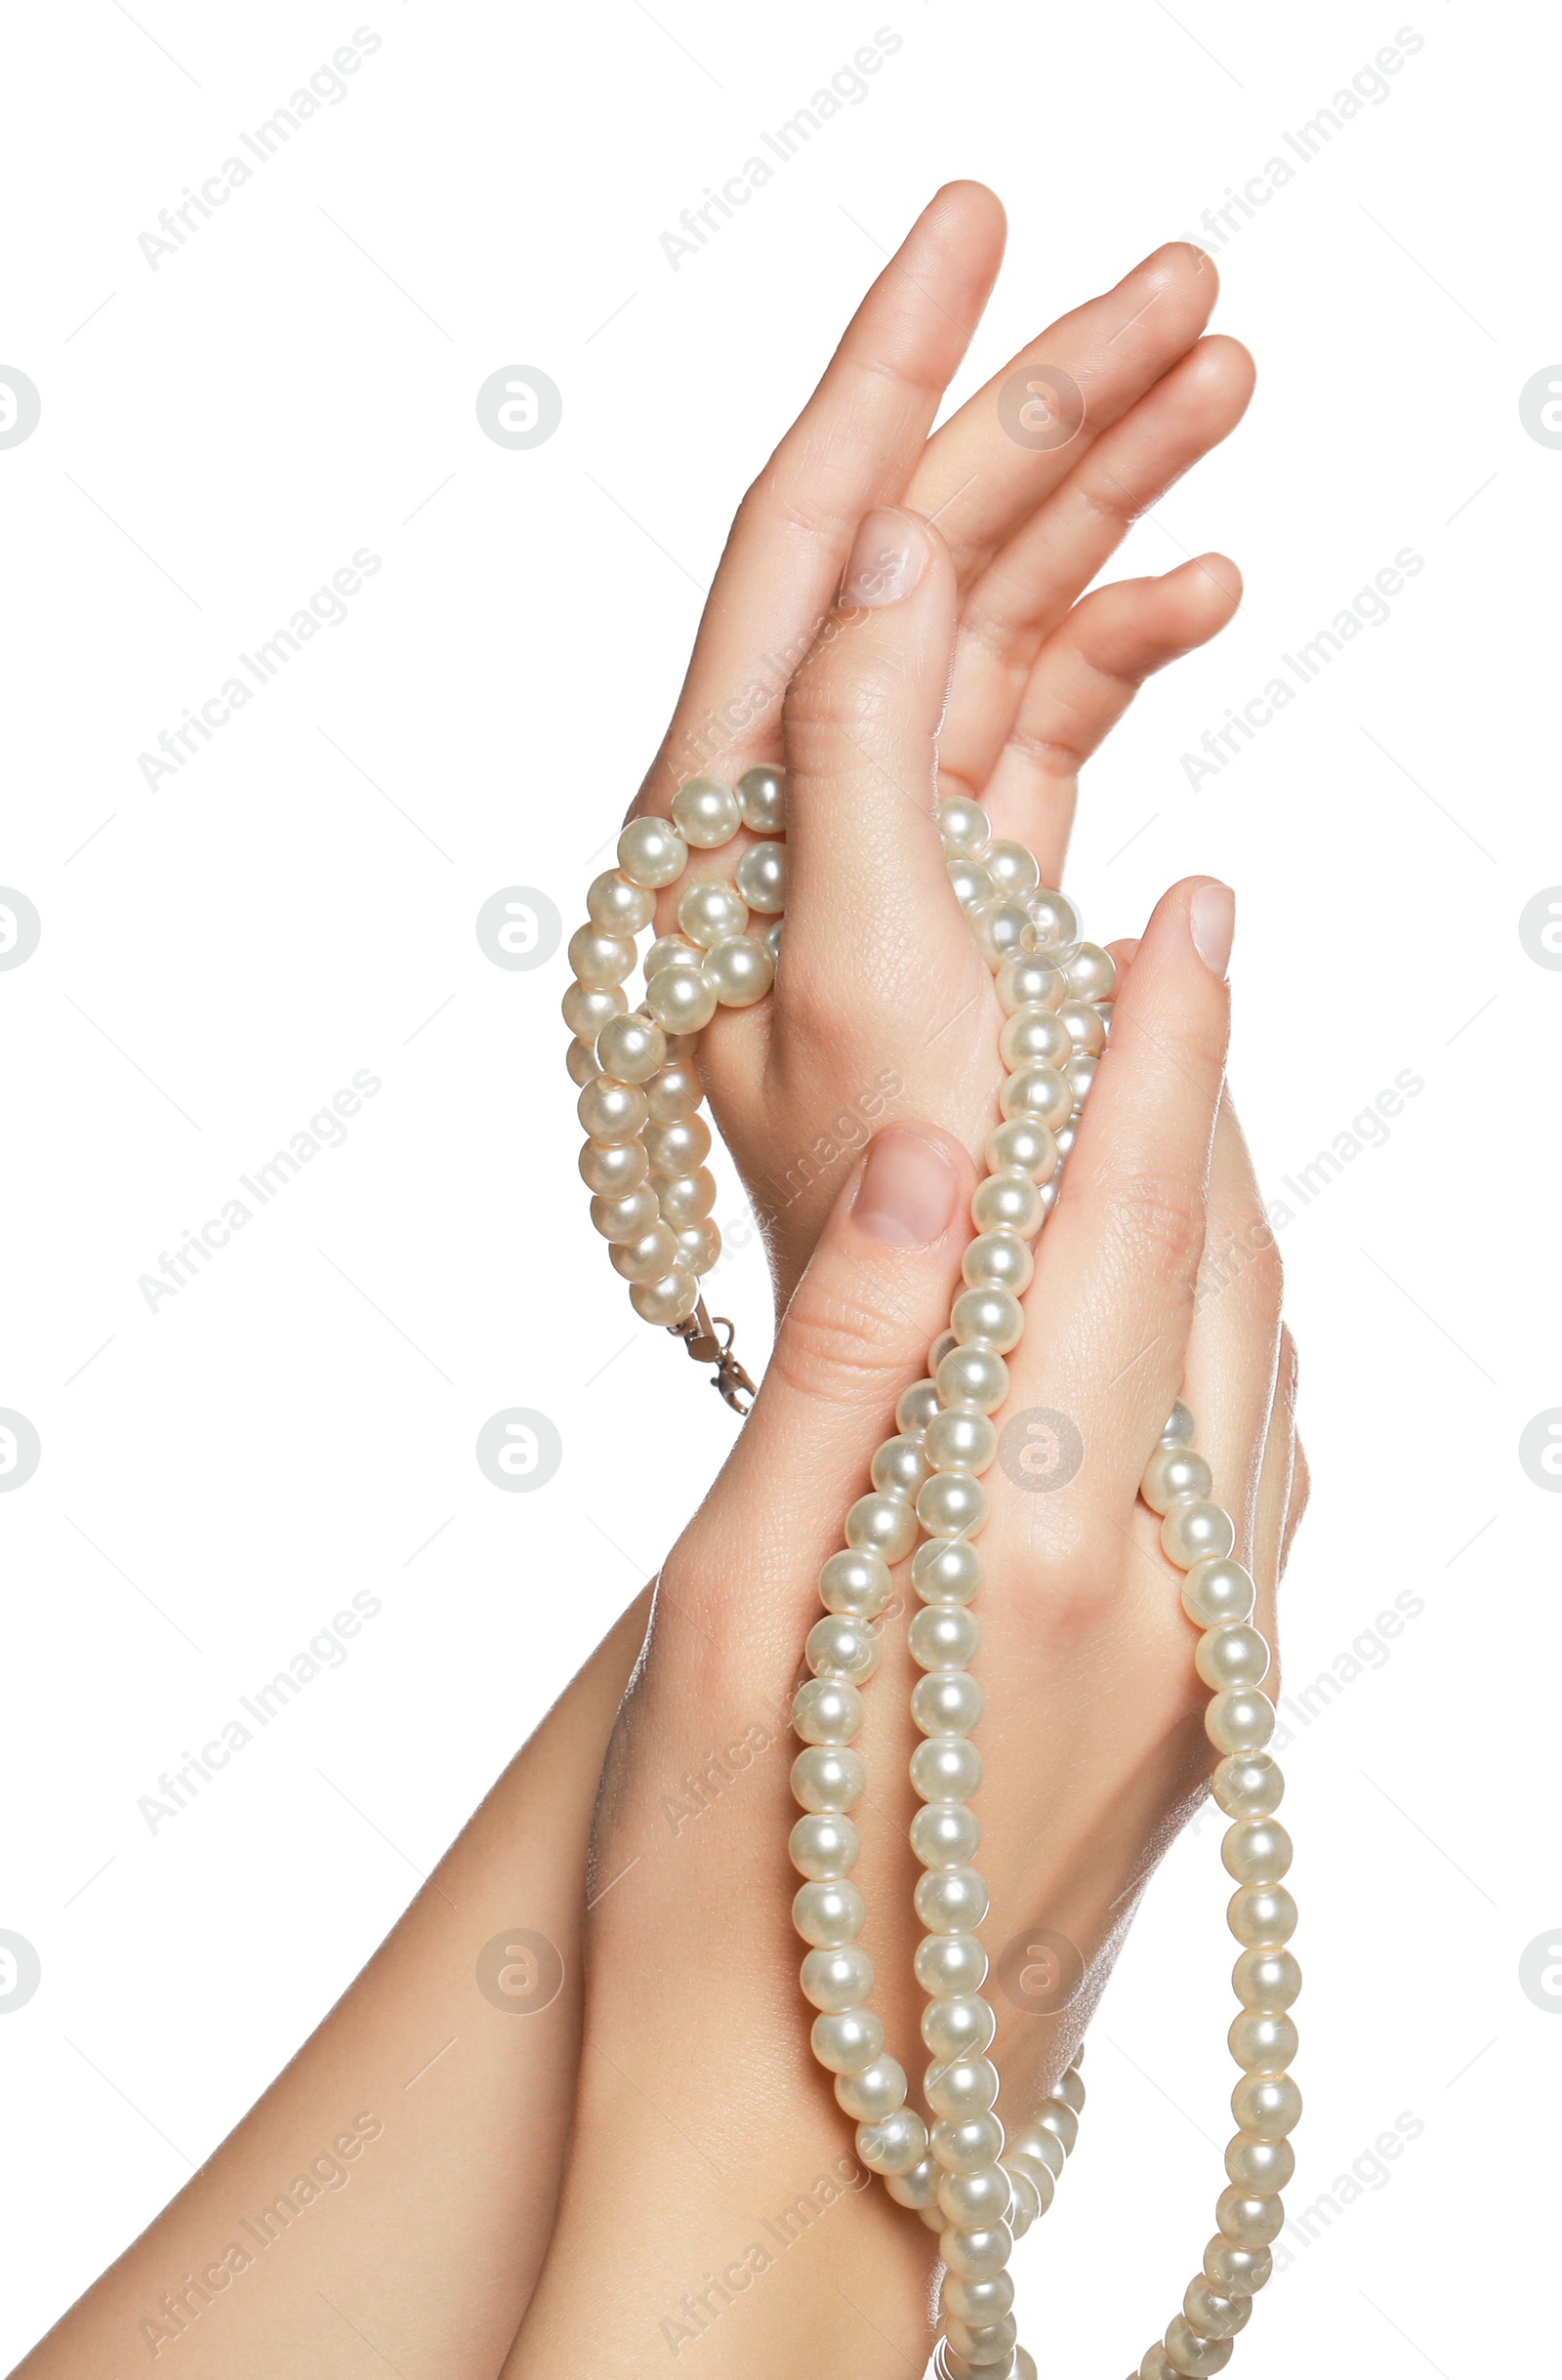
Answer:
[565,771,1297,2380]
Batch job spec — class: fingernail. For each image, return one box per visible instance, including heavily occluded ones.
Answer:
[853,1128,960,1248]
[841,508,931,609]
[1189,881,1235,979]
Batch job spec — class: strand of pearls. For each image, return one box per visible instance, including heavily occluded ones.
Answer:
[564,776,1298,2380]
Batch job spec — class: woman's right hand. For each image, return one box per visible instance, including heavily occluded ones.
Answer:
[607,182,1254,1302]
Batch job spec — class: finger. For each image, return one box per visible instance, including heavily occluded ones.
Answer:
[938,336,1254,803]
[633,183,1006,807]
[672,1124,978,1657]
[1179,1091,1284,1571]
[1255,1329,1305,1596]
[978,554,1243,878]
[1012,877,1234,1517]
[900,241,1222,579]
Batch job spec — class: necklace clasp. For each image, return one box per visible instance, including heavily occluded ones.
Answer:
[670,1298,758,1415]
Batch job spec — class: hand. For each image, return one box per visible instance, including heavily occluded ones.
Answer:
[609,182,1253,1300]
[516,879,1306,2377]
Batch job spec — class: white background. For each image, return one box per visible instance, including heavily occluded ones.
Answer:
[1,1,1556,2372]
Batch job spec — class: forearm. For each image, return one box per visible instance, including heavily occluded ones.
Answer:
[16,1586,653,2380]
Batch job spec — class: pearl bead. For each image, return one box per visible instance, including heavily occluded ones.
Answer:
[896,1378,942,1437]
[1057,997,1106,1056]
[936,1344,1010,1413]
[1196,1624,1270,1693]
[1182,1558,1256,1629]
[999,1006,1071,1071]
[1161,1399,1196,1445]
[930,1329,959,1372]
[734,762,786,834]
[763,916,783,961]
[671,776,741,846]
[658,1169,718,1226]
[586,868,656,936]
[1064,1054,1097,1107]
[806,1614,879,1683]
[643,1061,702,1122]
[792,1677,864,1745]
[943,2272,1014,2324]
[705,931,775,1006]
[1232,1947,1301,2013]
[1139,2349,1177,2380]
[1231,2072,1301,2141]
[735,841,787,912]
[996,955,1067,1014]
[596,1011,667,1087]
[561,980,625,1041]
[952,1286,1024,1354]
[984,1119,1059,1186]
[673,1212,719,1272]
[925,1408,998,1474]
[1203,2236,1272,2295]
[998,1064,1072,1131]
[940,2164,1012,2230]
[961,1233,1035,1300]
[909,1605,981,1672]
[857,2106,928,2175]
[1028,887,1081,956]
[1033,2099,1078,2156]
[1215,2187,1284,2247]
[948,2316,1020,2373]
[791,1746,866,1813]
[1223,2133,1294,2195]
[810,2007,884,2074]
[1206,1688,1277,1755]
[1003,2149,1054,2213]
[1141,1444,1213,1514]
[818,1548,892,1619]
[845,1491,919,1564]
[789,1812,860,1879]
[610,1223,679,1284]
[939,2223,1013,2281]
[1213,1751,1283,1819]
[925,2054,1000,2119]
[1055,2065,1086,2114]
[1163,2314,1232,2375]
[643,1115,711,1176]
[801,1945,874,2011]
[1221,1818,1293,1886]
[911,1671,983,1737]
[871,1434,930,1498]
[1227,1884,1297,1949]
[837,2051,908,2121]
[793,1878,866,1947]
[984,839,1040,894]
[937,795,991,856]
[578,1136,648,1197]
[564,1039,599,1087]
[645,963,719,1033]
[913,1539,984,1604]
[644,933,702,978]
[1227,2011,1297,2073]
[677,879,747,947]
[970,1172,1045,1241]
[590,1187,660,1243]
[932,2114,1005,2176]
[567,924,637,987]
[616,814,690,888]
[885,2154,939,2209]
[949,857,994,912]
[921,1991,997,2059]
[915,1935,989,1997]
[1007,2121,1065,2180]
[914,1865,990,1933]
[917,1470,990,1539]
[1161,1498,1236,1569]
[910,1801,981,1869]
[1065,942,1116,1002]
[628,1269,699,1325]
[971,896,1036,968]
[911,1735,983,1801]
[577,1078,649,1142]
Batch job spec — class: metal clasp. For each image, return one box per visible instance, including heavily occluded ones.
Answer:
[670,1297,758,1415]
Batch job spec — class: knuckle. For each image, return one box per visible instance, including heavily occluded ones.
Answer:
[770,1270,926,1415]
[1099,1160,1206,1288]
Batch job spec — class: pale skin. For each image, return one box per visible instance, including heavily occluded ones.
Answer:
[15,184,1303,2380]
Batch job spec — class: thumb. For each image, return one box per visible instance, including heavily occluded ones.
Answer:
[674,1123,978,1647]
